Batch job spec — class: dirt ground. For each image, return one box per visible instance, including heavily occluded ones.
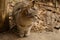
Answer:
[0,30,60,40]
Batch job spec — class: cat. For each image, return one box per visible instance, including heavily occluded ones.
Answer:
[12,1,38,37]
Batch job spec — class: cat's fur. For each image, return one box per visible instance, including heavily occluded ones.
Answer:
[12,1,38,37]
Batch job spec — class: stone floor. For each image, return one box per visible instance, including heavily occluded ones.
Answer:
[0,31,60,40]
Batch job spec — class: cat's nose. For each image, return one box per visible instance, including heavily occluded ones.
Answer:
[28,13,32,16]
[34,14,37,17]
[26,13,33,18]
